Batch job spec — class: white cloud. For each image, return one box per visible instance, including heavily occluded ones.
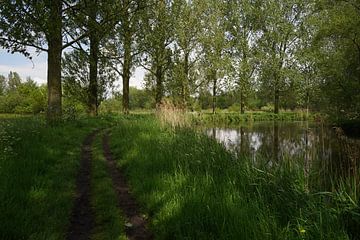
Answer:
[0,50,47,85]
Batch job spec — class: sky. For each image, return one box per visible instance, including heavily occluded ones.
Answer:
[0,48,145,89]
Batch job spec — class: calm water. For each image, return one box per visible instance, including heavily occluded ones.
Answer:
[205,121,344,166]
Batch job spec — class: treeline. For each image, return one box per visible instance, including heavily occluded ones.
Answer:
[0,72,46,114]
[1,0,359,123]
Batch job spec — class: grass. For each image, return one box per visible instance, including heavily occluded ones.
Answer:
[0,115,116,239]
[1,113,358,239]
[109,115,357,240]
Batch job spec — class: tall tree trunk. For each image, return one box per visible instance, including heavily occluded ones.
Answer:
[46,0,62,124]
[212,70,217,114]
[155,66,163,107]
[181,51,190,108]
[240,86,245,114]
[122,11,131,115]
[89,33,99,116]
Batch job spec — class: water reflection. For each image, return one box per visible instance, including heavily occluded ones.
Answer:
[205,121,360,192]
[208,122,352,172]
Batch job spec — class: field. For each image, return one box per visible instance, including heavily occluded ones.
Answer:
[0,114,358,239]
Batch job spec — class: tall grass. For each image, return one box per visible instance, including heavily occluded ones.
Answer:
[156,100,190,129]
[109,116,356,239]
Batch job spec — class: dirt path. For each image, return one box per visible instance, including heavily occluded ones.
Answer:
[102,131,153,240]
[66,130,98,240]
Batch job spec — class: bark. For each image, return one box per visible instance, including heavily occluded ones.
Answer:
[181,51,190,108]
[212,70,217,114]
[155,66,163,106]
[46,1,62,123]
[274,88,280,114]
[122,8,131,115]
[88,33,99,116]
[240,86,245,114]
[88,2,99,116]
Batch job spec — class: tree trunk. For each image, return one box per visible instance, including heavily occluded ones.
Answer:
[46,0,62,124]
[122,12,131,115]
[89,33,99,116]
[155,66,163,106]
[240,86,245,114]
[212,70,217,114]
[181,51,190,108]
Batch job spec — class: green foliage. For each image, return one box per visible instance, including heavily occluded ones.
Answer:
[62,49,116,112]
[0,74,46,114]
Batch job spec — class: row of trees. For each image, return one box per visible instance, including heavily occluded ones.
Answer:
[1,0,359,122]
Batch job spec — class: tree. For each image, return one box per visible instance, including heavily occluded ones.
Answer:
[7,71,21,92]
[0,1,86,122]
[68,0,121,116]
[312,0,360,121]
[226,0,259,114]
[170,0,202,108]
[62,49,116,112]
[105,0,144,114]
[198,0,230,114]
[0,75,5,95]
[257,0,308,114]
[139,0,174,106]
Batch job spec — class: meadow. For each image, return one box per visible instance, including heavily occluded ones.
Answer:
[0,114,359,239]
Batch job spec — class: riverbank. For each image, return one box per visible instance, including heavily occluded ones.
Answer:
[109,115,358,239]
[1,114,358,239]
[189,111,324,125]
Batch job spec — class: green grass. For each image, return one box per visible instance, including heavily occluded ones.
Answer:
[1,114,357,239]
[109,115,355,240]
[0,115,114,239]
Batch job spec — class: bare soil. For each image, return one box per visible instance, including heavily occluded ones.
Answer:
[102,131,153,240]
[66,130,98,240]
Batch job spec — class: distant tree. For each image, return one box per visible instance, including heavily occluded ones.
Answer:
[139,0,174,106]
[257,0,308,114]
[170,0,202,108]
[105,0,144,114]
[0,75,6,95]
[198,0,230,114]
[7,71,21,92]
[226,0,259,114]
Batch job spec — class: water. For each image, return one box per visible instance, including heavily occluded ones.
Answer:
[206,121,337,162]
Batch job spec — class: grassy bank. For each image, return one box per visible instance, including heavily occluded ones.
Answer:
[109,115,358,240]
[0,115,115,239]
[190,111,324,125]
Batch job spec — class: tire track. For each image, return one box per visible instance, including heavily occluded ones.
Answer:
[102,131,153,240]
